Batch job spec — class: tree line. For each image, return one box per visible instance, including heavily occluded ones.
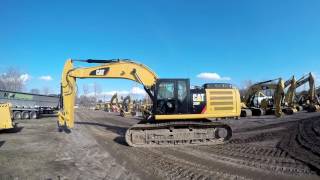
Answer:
[0,67,52,95]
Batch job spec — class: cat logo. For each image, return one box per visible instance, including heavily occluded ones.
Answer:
[96,69,105,76]
[193,93,205,105]
[89,67,109,76]
[193,94,205,102]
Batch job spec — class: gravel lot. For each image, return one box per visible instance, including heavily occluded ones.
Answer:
[0,109,319,180]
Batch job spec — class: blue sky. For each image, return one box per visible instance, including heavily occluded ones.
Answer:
[1,0,320,96]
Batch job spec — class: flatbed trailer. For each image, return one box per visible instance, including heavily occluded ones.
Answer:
[0,90,59,120]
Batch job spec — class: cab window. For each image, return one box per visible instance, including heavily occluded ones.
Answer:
[177,81,187,102]
[157,82,174,99]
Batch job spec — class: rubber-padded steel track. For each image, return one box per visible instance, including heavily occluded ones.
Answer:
[125,121,232,147]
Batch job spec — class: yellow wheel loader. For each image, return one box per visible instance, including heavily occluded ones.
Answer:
[0,103,15,130]
[58,59,241,147]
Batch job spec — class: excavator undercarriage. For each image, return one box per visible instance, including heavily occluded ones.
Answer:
[126,120,232,147]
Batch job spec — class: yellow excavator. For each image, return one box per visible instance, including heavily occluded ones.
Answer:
[103,102,112,112]
[137,98,153,120]
[283,75,305,112]
[284,76,296,108]
[0,103,15,130]
[120,95,135,117]
[241,78,284,117]
[94,103,104,110]
[110,93,120,112]
[58,59,241,147]
[294,73,320,112]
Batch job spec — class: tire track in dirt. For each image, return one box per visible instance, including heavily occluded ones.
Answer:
[279,117,320,173]
[76,110,251,180]
[180,144,313,176]
[76,109,320,179]
[54,111,140,180]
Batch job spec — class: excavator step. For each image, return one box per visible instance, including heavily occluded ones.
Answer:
[125,121,232,147]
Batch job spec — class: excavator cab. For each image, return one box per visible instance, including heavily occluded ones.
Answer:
[154,79,190,115]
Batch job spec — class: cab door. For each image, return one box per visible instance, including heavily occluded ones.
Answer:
[154,79,190,115]
[177,80,189,114]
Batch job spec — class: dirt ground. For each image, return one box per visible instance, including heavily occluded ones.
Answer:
[0,109,320,180]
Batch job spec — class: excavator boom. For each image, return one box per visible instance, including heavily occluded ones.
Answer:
[58,59,157,129]
[284,76,296,108]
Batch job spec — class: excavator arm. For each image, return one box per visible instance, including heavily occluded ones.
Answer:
[305,73,318,104]
[110,93,119,112]
[58,59,158,129]
[284,76,296,107]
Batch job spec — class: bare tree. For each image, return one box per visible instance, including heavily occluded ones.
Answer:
[42,87,50,95]
[93,82,101,99]
[79,83,101,107]
[0,80,5,90]
[0,67,28,91]
[83,84,90,95]
[78,95,97,108]
[242,80,253,89]
[79,84,91,107]
[30,88,40,94]
[239,80,254,98]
